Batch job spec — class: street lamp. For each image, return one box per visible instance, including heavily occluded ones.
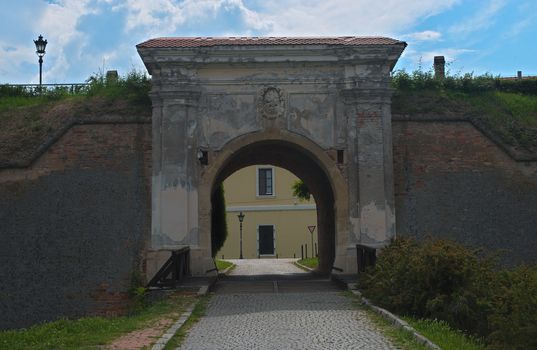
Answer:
[34,35,47,87]
[237,211,245,259]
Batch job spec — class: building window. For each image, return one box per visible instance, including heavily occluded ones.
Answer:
[257,167,274,196]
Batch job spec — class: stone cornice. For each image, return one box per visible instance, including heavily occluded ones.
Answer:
[138,44,406,74]
[339,87,395,105]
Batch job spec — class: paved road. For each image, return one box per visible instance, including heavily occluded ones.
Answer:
[177,259,397,350]
[226,258,306,276]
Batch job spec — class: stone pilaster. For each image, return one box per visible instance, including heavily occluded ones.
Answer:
[341,88,396,248]
[150,90,201,249]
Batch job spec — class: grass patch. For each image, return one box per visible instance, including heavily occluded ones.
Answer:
[403,318,485,350]
[392,70,537,152]
[0,70,150,113]
[343,291,428,350]
[0,291,195,350]
[365,309,430,350]
[163,295,211,350]
[297,257,318,269]
[0,71,152,165]
[215,259,234,271]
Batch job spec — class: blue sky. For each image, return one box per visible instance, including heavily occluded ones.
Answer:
[1,0,536,84]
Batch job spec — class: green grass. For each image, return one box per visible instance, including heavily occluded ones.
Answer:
[343,291,428,350]
[164,295,211,350]
[215,259,234,271]
[403,318,485,350]
[0,292,195,350]
[297,257,318,269]
[392,70,537,152]
[345,291,484,350]
[365,309,430,350]
[0,70,150,113]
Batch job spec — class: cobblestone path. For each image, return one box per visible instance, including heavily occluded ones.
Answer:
[177,260,398,350]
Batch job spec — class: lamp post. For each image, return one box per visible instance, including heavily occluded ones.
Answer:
[237,211,245,259]
[34,35,47,88]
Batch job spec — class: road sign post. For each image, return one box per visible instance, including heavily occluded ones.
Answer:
[307,225,316,259]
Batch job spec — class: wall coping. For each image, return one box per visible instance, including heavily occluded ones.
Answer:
[0,114,151,170]
[392,113,537,162]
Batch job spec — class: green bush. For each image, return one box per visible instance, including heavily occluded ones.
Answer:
[358,238,495,336]
[487,266,537,350]
[210,183,228,257]
[358,237,537,349]
[0,70,151,107]
[392,69,537,95]
[85,70,151,105]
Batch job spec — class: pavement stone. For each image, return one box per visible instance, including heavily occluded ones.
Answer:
[177,260,398,350]
[226,258,305,276]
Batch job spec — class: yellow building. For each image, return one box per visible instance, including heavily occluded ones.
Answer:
[217,165,318,259]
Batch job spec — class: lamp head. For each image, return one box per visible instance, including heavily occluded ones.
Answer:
[34,35,47,57]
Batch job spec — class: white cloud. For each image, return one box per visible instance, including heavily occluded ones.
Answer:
[35,0,96,83]
[404,30,442,42]
[254,0,460,37]
[118,0,271,37]
[449,0,506,35]
[0,43,35,83]
[405,48,476,70]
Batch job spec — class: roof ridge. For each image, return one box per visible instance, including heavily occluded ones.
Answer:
[137,36,406,49]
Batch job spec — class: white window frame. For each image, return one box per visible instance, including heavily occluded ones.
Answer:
[257,224,276,257]
[256,165,276,198]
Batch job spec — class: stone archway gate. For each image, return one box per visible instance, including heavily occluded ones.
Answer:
[137,37,406,276]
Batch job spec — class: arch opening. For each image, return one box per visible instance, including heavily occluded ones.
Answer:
[208,139,337,274]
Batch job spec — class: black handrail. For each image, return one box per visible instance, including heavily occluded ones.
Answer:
[146,247,191,288]
[356,244,377,272]
[0,83,91,96]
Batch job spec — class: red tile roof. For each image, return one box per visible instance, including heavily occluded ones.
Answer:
[137,36,405,48]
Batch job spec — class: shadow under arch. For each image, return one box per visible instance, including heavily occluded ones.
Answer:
[200,130,348,275]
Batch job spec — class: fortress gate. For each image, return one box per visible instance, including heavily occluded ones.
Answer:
[137,37,406,276]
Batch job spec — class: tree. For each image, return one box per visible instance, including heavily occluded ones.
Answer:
[211,183,228,257]
[292,180,311,201]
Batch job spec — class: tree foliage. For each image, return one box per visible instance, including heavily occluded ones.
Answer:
[210,183,228,257]
[292,180,311,201]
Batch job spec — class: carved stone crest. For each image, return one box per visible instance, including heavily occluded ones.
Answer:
[257,86,285,120]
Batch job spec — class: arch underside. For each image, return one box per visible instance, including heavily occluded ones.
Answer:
[210,138,337,274]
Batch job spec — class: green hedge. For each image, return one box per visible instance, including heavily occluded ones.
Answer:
[392,69,537,95]
[358,237,537,349]
[210,184,228,257]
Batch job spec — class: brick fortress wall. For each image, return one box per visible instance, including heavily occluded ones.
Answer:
[0,121,151,329]
[392,119,537,265]
[1,112,536,329]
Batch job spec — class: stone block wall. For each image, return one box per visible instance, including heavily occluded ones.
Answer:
[0,122,151,329]
[393,120,537,265]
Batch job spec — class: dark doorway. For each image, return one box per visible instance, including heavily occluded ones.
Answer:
[258,225,275,255]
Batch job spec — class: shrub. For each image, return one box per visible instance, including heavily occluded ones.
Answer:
[487,266,537,350]
[85,70,151,105]
[392,69,537,95]
[358,238,495,336]
[358,237,537,349]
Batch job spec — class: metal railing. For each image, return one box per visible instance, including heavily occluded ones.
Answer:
[146,247,191,289]
[1,83,90,95]
[356,244,377,272]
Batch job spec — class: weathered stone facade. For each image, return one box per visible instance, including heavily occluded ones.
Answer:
[137,37,407,275]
